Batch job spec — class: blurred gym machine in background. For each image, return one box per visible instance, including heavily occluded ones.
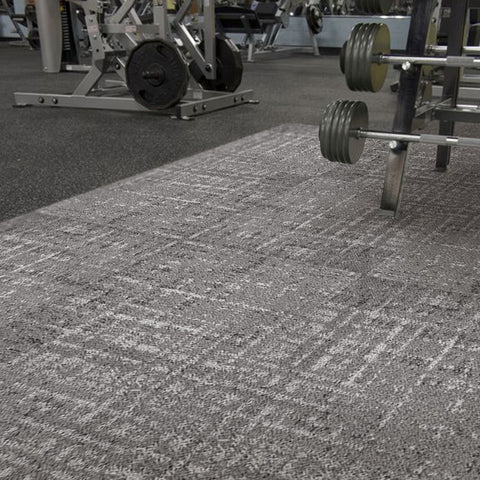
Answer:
[0,0,39,48]
[14,0,257,119]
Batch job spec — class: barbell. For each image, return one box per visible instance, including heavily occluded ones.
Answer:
[319,100,480,164]
[343,23,480,92]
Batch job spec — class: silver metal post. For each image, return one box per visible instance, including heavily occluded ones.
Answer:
[36,0,62,73]
[203,0,217,79]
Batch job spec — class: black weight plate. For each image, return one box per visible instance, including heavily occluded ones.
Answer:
[306,4,323,34]
[320,100,368,164]
[344,24,360,90]
[346,23,370,91]
[338,101,356,164]
[357,23,374,91]
[320,100,341,162]
[340,41,347,74]
[368,23,390,92]
[319,100,336,160]
[345,23,390,92]
[362,23,379,91]
[190,36,243,92]
[329,100,347,162]
[126,39,189,110]
[346,101,368,164]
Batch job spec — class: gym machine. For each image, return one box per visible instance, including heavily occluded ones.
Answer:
[0,0,39,48]
[305,1,323,55]
[215,0,295,62]
[320,0,480,216]
[14,0,257,119]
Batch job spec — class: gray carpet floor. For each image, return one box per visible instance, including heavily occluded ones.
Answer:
[1,124,479,479]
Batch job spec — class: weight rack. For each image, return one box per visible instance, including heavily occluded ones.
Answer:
[320,0,480,216]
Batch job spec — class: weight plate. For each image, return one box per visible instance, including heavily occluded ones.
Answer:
[190,36,243,92]
[368,23,390,92]
[344,24,360,90]
[346,23,370,91]
[356,0,393,15]
[319,100,335,161]
[358,23,376,91]
[320,100,341,162]
[329,100,347,162]
[340,41,347,74]
[126,39,189,110]
[339,101,357,164]
[345,23,390,92]
[306,4,323,34]
[345,101,368,164]
[319,100,368,164]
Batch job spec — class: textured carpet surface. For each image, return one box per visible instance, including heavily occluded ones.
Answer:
[1,124,479,479]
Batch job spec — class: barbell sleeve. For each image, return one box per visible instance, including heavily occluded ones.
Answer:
[352,129,480,148]
[375,54,480,68]
[428,45,480,55]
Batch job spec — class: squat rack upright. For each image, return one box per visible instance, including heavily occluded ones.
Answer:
[320,0,480,216]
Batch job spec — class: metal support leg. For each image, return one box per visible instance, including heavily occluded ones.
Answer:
[247,35,255,62]
[309,29,320,56]
[36,0,62,72]
[380,0,436,216]
[436,0,469,171]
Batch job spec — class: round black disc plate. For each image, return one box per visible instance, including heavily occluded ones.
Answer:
[126,39,189,110]
[190,36,243,92]
[306,5,323,34]
[344,22,390,92]
[319,100,368,164]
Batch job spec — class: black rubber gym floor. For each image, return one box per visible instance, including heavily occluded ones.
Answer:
[0,41,405,222]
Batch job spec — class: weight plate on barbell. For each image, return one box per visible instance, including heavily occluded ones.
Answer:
[306,4,323,34]
[329,100,346,163]
[126,39,189,110]
[365,23,384,91]
[189,36,243,92]
[340,41,347,74]
[339,101,358,164]
[320,100,344,163]
[319,100,369,165]
[321,99,341,162]
[358,23,376,90]
[356,0,393,15]
[344,22,390,92]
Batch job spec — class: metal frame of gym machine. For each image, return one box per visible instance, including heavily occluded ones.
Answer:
[0,0,37,47]
[14,0,256,119]
[382,0,479,215]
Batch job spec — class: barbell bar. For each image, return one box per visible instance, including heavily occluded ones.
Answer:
[319,100,480,165]
[375,54,480,68]
[428,45,480,55]
[343,23,480,92]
